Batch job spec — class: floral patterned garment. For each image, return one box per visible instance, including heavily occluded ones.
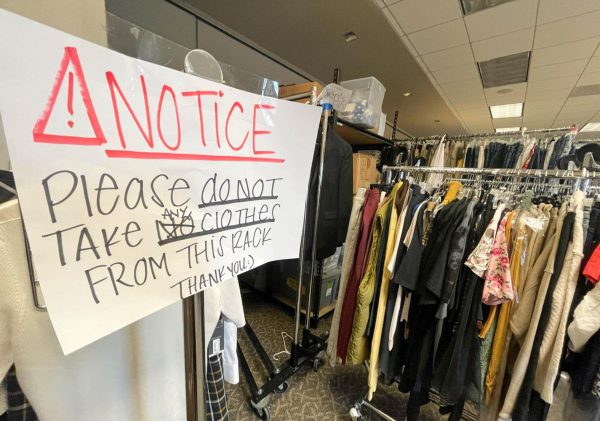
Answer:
[482,214,514,305]
[465,204,506,277]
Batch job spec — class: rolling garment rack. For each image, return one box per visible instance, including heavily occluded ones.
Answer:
[349,163,599,421]
[236,99,333,421]
[238,68,396,420]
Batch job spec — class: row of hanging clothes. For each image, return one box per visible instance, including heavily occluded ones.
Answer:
[381,130,600,171]
[327,165,600,421]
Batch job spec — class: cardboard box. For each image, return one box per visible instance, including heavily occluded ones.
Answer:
[278,82,324,103]
[353,153,380,193]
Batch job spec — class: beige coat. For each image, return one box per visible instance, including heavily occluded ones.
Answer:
[510,206,557,343]
[499,204,567,419]
[534,191,584,403]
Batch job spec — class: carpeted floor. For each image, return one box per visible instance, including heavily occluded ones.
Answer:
[226,290,446,420]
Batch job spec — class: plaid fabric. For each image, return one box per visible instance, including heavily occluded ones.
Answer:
[6,365,38,421]
[205,354,228,421]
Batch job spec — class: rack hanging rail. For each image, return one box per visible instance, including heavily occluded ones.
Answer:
[392,126,573,143]
[382,165,599,180]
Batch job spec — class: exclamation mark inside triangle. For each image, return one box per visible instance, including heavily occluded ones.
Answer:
[33,46,106,146]
[67,71,74,128]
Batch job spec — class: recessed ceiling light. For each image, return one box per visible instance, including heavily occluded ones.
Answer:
[403,92,412,97]
[581,122,600,132]
[343,31,358,43]
[495,127,521,133]
[490,102,523,118]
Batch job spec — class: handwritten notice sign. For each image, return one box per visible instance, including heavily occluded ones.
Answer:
[0,10,321,354]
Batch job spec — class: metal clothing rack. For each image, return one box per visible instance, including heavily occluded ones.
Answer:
[349,163,598,421]
[392,126,573,143]
[381,165,599,180]
[236,85,335,421]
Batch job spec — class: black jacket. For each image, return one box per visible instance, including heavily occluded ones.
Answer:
[304,128,353,259]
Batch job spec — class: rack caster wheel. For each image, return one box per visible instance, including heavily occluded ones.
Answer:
[274,381,288,394]
[249,397,270,420]
[258,407,270,421]
[349,407,363,420]
[312,358,320,371]
[250,403,270,420]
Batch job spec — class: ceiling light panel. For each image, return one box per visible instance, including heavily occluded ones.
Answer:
[490,103,523,118]
[581,122,600,132]
[495,127,521,133]
[461,0,517,15]
[478,52,531,88]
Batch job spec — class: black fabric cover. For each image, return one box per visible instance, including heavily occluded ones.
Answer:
[304,128,353,259]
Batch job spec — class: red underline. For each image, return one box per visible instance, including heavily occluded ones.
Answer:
[104,150,285,163]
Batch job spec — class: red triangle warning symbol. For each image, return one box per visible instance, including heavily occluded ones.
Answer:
[33,47,106,146]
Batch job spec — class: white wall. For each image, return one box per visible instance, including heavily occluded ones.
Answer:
[0,0,107,170]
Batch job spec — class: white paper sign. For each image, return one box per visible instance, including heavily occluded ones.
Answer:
[0,10,322,354]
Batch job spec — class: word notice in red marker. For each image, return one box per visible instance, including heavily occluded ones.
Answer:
[0,9,322,354]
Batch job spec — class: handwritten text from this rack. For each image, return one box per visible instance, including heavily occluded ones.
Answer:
[33,47,283,163]
[40,171,281,303]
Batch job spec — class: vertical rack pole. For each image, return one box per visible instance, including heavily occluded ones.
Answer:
[291,197,309,366]
[304,103,332,332]
[183,291,205,421]
[392,110,399,141]
[304,68,339,330]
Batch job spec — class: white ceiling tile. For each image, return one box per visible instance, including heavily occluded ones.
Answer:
[381,7,405,37]
[400,35,418,56]
[537,0,600,25]
[525,101,567,112]
[451,97,489,109]
[420,44,474,71]
[562,95,600,108]
[553,117,583,127]
[432,62,480,84]
[523,108,559,119]
[586,55,600,72]
[577,69,600,86]
[484,82,527,105]
[526,88,572,101]
[555,109,597,120]
[441,77,484,92]
[388,0,463,34]
[374,0,385,8]
[383,0,401,5]
[464,119,493,129]
[554,113,595,127]
[459,109,492,120]
[535,10,600,49]
[523,109,562,121]
[528,59,588,82]
[407,19,469,55]
[455,102,490,113]
[527,75,580,92]
[471,28,534,62]
[465,0,537,42]
[522,118,556,129]
[531,38,600,67]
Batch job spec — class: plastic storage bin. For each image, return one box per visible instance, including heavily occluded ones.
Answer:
[340,77,386,129]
